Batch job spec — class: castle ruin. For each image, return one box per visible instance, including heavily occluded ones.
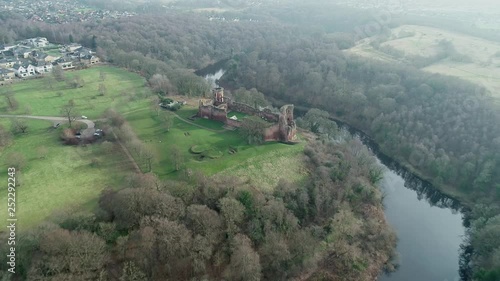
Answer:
[198,87,297,143]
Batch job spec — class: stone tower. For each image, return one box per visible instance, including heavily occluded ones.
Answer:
[213,87,224,105]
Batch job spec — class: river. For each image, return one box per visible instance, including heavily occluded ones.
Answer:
[198,66,470,281]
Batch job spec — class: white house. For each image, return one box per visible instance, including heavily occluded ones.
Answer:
[35,62,53,74]
[27,37,49,48]
[13,63,37,77]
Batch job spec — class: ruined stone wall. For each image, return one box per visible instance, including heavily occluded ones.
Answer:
[211,107,228,122]
[198,105,213,119]
[226,119,241,128]
[228,102,258,116]
[277,104,297,142]
[263,124,281,142]
[198,99,228,123]
[259,109,279,123]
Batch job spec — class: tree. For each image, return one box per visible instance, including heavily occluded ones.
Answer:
[60,99,78,127]
[140,147,155,173]
[170,145,184,171]
[0,124,11,147]
[98,83,107,96]
[149,73,174,95]
[161,112,174,132]
[52,65,65,81]
[219,197,245,237]
[120,261,148,281]
[227,234,262,281]
[99,70,106,81]
[69,34,74,43]
[239,116,267,145]
[3,89,18,111]
[150,95,161,116]
[45,76,56,90]
[10,118,28,134]
[5,152,26,170]
[68,74,84,88]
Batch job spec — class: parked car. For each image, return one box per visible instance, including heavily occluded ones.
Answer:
[81,115,88,119]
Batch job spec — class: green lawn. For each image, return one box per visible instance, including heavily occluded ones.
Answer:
[0,66,150,230]
[3,65,149,118]
[227,111,248,120]
[125,106,303,180]
[0,119,130,230]
[0,65,306,230]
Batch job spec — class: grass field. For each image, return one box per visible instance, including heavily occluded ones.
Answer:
[0,66,149,229]
[0,119,132,230]
[346,24,500,102]
[125,106,304,180]
[0,66,306,229]
[1,65,149,118]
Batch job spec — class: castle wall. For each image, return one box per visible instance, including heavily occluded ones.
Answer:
[264,124,281,142]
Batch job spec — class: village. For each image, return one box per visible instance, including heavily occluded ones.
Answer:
[0,37,100,85]
[0,0,135,24]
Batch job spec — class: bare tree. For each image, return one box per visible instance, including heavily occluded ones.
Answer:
[161,112,174,132]
[5,152,26,170]
[149,73,174,95]
[140,146,155,173]
[60,99,78,127]
[3,88,18,111]
[11,118,28,134]
[99,70,106,81]
[170,145,184,171]
[98,83,107,96]
[52,65,65,81]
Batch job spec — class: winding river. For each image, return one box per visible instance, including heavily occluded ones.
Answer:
[199,67,470,281]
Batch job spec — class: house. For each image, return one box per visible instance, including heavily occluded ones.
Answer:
[65,43,82,52]
[34,61,53,73]
[26,37,49,48]
[54,58,74,69]
[44,55,60,63]
[12,62,36,77]
[5,46,32,59]
[0,68,15,81]
[0,58,18,68]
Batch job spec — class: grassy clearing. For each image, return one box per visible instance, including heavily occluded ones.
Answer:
[2,65,149,118]
[214,143,307,192]
[0,66,149,229]
[125,106,304,182]
[0,119,131,230]
[345,24,500,102]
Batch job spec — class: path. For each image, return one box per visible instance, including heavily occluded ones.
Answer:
[0,114,97,138]
[0,114,142,173]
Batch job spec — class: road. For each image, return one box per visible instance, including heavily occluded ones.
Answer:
[0,114,96,137]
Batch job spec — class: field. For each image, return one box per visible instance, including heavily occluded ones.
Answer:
[0,66,148,229]
[346,24,500,102]
[0,119,132,230]
[0,66,306,229]
[125,106,305,180]
[1,65,149,118]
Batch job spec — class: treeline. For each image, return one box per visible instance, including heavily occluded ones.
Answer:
[0,7,498,278]
[0,129,396,280]
[221,39,500,202]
